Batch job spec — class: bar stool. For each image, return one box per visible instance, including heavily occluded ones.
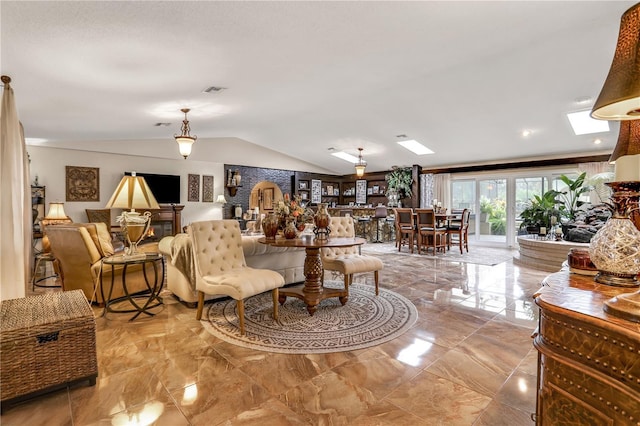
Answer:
[372,206,388,243]
[32,252,60,290]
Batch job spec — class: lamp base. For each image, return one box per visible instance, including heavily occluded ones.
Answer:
[604,290,640,323]
[594,271,640,288]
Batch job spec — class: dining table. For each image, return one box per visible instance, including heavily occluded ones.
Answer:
[258,235,366,316]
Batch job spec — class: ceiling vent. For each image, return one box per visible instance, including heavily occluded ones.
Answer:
[202,86,227,93]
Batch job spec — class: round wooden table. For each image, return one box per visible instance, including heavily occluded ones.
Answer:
[258,236,366,315]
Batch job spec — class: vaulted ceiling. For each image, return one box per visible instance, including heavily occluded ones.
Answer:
[1,1,634,174]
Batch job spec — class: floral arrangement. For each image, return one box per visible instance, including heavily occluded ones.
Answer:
[276,194,314,230]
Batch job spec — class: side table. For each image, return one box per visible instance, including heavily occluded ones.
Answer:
[100,253,165,320]
[31,252,61,290]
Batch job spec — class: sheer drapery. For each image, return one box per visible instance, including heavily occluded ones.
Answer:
[434,173,451,210]
[1,76,30,300]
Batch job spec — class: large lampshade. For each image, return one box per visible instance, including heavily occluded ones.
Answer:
[610,119,640,164]
[591,3,640,120]
[105,173,160,211]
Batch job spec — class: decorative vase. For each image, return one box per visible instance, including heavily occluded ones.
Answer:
[283,219,298,239]
[314,203,331,240]
[589,182,640,287]
[262,213,279,240]
[589,217,640,287]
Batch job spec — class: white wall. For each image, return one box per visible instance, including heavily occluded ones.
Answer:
[27,140,328,227]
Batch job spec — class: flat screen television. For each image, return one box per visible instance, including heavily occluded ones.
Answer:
[125,172,180,204]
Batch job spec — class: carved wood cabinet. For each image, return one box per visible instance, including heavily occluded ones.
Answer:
[533,271,640,425]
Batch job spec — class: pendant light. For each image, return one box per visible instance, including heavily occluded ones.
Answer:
[355,147,367,177]
[174,108,197,159]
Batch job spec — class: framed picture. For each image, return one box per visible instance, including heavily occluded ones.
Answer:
[356,180,367,204]
[327,185,333,196]
[263,187,274,210]
[373,185,379,194]
[334,188,339,196]
[202,175,214,202]
[300,192,308,200]
[65,166,99,202]
[188,174,200,202]
[311,179,321,204]
[367,188,373,195]
[299,181,308,190]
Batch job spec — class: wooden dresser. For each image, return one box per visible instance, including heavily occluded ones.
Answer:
[533,270,640,425]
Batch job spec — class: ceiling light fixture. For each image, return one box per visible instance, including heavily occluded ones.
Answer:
[397,139,434,155]
[522,129,532,137]
[591,3,640,120]
[567,110,610,135]
[174,108,197,159]
[594,138,602,145]
[355,148,367,177]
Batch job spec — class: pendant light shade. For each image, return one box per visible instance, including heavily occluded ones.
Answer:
[355,147,367,177]
[591,3,640,120]
[174,108,197,159]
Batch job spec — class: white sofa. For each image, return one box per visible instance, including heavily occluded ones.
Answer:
[159,233,306,305]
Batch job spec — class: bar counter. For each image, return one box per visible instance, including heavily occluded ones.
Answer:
[327,207,396,243]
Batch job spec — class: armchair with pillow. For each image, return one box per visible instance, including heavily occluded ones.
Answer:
[47,223,156,304]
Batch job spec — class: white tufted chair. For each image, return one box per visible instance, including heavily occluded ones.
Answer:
[190,220,285,335]
[321,216,384,294]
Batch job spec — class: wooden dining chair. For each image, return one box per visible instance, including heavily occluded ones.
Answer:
[394,208,416,253]
[447,208,471,254]
[415,208,447,255]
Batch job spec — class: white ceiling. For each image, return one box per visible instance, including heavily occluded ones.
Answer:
[1,1,634,174]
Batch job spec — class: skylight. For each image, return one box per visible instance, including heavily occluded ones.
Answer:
[567,110,610,135]
[397,139,434,155]
[331,151,360,163]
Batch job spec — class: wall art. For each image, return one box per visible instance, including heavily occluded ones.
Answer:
[65,166,99,202]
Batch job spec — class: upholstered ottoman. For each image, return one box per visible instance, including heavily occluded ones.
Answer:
[0,290,97,411]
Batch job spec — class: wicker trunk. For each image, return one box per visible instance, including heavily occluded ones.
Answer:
[0,290,97,411]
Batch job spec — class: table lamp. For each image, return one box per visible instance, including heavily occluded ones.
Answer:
[41,202,73,252]
[105,172,160,258]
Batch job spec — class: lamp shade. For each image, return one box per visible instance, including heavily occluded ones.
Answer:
[591,3,640,120]
[610,119,640,163]
[215,194,227,204]
[45,202,67,220]
[105,173,160,210]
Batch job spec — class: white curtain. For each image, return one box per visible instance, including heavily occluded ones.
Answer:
[420,173,434,207]
[434,173,451,210]
[1,76,30,300]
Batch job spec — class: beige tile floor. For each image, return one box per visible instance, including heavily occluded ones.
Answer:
[2,243,551,425]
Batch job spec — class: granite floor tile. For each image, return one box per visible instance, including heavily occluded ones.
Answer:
[2,243,553,426]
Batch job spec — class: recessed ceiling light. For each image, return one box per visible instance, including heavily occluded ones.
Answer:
[154,122,171,127]
[397,139,434,155]
[566,110,610,135]
[331,151,360,163]
[594,138,602,145]
[202,86,227,93]
[522,129,532,137]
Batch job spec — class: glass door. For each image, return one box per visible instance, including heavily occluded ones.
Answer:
[477,179,507,243]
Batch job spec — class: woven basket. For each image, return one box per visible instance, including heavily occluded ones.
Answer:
[0,290,97,406]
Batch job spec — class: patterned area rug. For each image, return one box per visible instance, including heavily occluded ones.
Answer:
[362,242,515,266]
[202,282,418,354]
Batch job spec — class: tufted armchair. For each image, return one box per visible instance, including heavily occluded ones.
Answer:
[190,220,285,335]
[321,216,383,294]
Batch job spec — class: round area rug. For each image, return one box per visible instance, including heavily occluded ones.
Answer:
[201,282,418,354]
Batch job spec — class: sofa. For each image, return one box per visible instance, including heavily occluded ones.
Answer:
[47,223,157,304]
[159,233,306,305]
